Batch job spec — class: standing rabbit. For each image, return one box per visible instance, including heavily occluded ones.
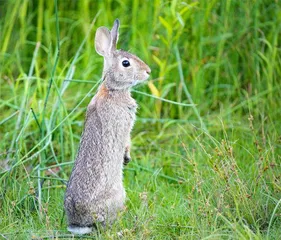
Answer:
[64,19,151,235]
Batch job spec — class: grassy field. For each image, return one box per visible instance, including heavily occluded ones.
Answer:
[0,0,281,239]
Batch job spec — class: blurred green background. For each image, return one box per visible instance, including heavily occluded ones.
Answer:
[0,0,281,239]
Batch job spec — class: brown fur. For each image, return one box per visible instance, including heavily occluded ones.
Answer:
[96,84,109,98]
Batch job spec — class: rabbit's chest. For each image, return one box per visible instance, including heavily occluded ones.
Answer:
[119,103,137,123]
[96,96,137,132]
[108,102,136,131]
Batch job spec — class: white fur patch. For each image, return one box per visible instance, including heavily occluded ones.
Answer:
[67,226,92,235]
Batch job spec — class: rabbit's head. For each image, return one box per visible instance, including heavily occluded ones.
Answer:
[95,19,151,90]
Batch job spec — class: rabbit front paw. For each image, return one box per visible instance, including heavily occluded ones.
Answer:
[123,146,131,165]
[124,155,131,165]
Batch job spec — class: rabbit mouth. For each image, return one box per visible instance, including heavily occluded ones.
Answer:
[131,80,139,86]
[131,76,149,87]
[134,73,150,82]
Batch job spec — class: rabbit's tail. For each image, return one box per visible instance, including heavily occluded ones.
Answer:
[67,225,93,235]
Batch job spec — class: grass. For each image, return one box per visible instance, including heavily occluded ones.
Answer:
[0,0,281,239]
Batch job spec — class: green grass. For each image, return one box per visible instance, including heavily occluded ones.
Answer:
[0,0,281,239]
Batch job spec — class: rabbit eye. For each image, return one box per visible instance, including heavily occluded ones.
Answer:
[122,60,130,67]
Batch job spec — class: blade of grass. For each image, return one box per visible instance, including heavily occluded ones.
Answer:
[5,41,40,164]
[0,111,19,126]
[132,89,195,107]
[41,0,60,122]
[266,198,281,239]
[175,45,208,132]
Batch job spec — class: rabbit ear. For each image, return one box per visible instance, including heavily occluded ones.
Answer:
[95,27,112,56]
[110,19,120,51]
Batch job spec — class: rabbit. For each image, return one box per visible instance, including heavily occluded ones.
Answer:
[64,19,151,235]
